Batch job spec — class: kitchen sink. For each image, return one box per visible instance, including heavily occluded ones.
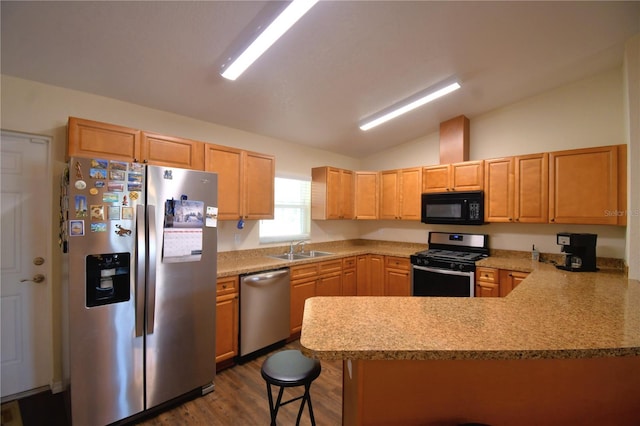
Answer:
[268,253,309,261]
[299,250,334,258]
[267,250,334,261]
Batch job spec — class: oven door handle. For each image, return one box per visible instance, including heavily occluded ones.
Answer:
[412,265,474,277]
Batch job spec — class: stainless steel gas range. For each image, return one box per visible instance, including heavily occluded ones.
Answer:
[410,232,489,297]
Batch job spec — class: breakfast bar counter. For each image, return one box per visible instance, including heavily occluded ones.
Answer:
[300,263,640,425]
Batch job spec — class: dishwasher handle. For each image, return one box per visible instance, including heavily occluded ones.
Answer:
[243,269,289,283]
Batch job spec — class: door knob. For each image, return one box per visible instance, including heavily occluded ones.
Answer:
[20,274,45,283]
[33,257,45,265]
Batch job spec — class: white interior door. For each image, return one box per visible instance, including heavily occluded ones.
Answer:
[1,130,52,398]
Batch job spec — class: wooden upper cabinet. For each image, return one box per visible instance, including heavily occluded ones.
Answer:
[312,167,354,220]
[549,145,625,225]
[68,117,141,161]
[379,167,422,220]
[354,171,378,220]
[68,117,205,170]
[485,153,548,223]
[205,145,275,220]
[244,151,275,219]
[514,153,548,223]
[484,157,515,223]
[422,160,484,193]
[205,145,243,220]
[140,132,204,170]
[421,164,449,193]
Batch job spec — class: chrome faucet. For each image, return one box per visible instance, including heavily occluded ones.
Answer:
[289,240,306,254]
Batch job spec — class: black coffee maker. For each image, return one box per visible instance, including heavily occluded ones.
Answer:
[556,233,598,272]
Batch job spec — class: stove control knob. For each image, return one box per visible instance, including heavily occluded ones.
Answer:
[450,263,456,270]
[459,264,465,271]
[423,259,429,266]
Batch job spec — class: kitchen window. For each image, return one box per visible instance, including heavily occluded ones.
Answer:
[259,177,310,243]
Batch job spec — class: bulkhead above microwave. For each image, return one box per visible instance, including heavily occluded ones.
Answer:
[421,191,485,225]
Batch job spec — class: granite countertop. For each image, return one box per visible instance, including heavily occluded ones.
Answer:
[216,240,424,277]
[300,261,640,361]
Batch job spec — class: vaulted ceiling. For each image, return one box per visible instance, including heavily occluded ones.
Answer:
[2,1,638,157]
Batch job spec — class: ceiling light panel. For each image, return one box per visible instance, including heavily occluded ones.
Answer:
[220,0,319,81]
[359,80,461,131]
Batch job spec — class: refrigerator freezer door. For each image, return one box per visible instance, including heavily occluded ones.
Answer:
[144,165,218,409]
[67,157,144,425]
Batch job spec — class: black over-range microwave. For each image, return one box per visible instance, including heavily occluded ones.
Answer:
[421,190,485,225]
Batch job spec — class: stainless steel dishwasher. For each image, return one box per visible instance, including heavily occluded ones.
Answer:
[239,268,290,358]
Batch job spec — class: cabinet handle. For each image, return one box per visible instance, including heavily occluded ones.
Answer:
[222,284,227,289]
[550,218,555,222]
[508,217,513,221]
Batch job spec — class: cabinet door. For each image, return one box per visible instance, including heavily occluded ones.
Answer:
[325,167,343,219]
[342,257,357,296]
[290,279,316,335]
[451,160,484,191]
[354,171,378,219]
[244,151,275,220]
[356,255,383,296]
[379,170,399,219]
[369,255,385,296]
[205,144,243,220]
[215,293,239,363]
[384,256,411,296]
[549,146,619,225]
[484,157,515,223]
[499,270,529,297]
[422,165,450,193]
[141,132,204,170]
[514,153,548,223]
[342,268,357,296]
[356,255,370,295]
[398,168,422,220]
[317,273,342,296]
[475,282,499,297]
[68,117,141,161]
[384,269,410,296]
[339,169,354,219]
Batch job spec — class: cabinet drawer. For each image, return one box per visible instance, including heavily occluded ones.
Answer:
[476,267,499,283]
[217,276,238,295]
[343,256,356,270]
[318,259,342,275]
[291,264,318,280]
[385,256,410,270]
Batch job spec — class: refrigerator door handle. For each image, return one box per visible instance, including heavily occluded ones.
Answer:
[146,204,157,335]
[135,204,146,337]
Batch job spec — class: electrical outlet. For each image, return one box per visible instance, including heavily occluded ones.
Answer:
[234,234,241,244]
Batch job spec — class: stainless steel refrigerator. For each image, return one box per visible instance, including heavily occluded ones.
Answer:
[64,157,218,425]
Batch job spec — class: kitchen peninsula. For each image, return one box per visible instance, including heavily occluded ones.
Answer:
[300,262,640,425]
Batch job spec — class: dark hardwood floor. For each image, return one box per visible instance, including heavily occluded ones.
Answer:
[136,341,342,425]
[12,341,342,426]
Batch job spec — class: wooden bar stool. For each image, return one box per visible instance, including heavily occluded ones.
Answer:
[261,349,322,426]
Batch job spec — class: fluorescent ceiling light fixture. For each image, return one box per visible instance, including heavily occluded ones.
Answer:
[359,81,462,131]
[220,0,319,81]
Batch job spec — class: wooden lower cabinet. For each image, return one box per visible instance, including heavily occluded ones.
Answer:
[342,257,357,296]
[290,259,344,336]
[216,276,239,364]
[317,259,343,296]
[476,267,529,298]
[384,256,411,296]
[290,264,318,336]
[356,255,384,296]
[475,267,500,297]
[499,270,529,297]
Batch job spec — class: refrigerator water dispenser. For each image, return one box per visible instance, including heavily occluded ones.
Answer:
[86,252,131,307]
